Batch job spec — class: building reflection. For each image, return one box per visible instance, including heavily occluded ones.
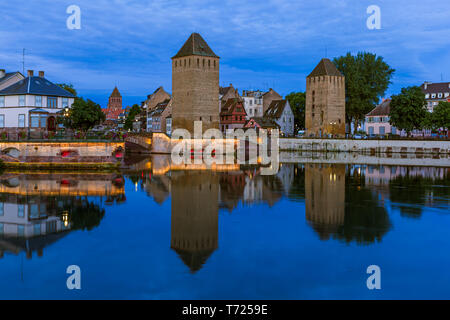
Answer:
[170,171,219,273]
[305,164,346,240]
[0,172,125,259]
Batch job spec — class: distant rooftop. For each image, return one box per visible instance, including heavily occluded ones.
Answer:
[0,76,75,97]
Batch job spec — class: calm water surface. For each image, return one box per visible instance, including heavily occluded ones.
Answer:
[0,156,449,299]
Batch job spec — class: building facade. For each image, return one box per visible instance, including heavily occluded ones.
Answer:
[421,81,450,112]
[242,90,264,119]
[172,33,220,135]
[264,100,295,136]
[219,98,247,133]
[0,70,75,136]
[365,99,399,136]
[262,88,282,114]
[147,99,172,134]
[305,58,346,137]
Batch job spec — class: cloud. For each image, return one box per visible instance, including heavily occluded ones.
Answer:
[0,0,449,105]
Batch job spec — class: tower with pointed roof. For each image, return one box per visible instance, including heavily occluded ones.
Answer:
[171,33,220,134]
[104,86,123,121]
[305,58,346,137]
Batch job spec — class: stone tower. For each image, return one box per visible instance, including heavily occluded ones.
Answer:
[305,58,346,137]
[107,86,122,111]
[172,33,220,135]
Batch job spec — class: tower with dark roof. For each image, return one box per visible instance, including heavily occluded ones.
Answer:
[105,86,123,120]
[171,33,220,134]
[305,58,346,137]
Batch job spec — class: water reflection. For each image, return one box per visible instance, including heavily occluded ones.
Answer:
[0,172,125,259]
[0,158,448,273]
[171,171,219,273]
[123,156,448,272]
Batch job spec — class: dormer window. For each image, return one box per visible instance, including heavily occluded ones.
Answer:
[431,94,436,99]
[438,93,443,98]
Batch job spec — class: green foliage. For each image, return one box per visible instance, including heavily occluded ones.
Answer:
[389,86,427,136]
[57,83,77,97]
[64,97,106,132]
[124,104,142,131]
[285,92,306,130]
[430,101,450,132]
[333,52,395,133]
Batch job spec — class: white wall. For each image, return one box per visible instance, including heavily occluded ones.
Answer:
[0,95,74,128]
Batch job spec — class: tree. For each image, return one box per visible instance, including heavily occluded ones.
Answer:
[333,52,395,133]
[285,92,306,130]
[431,101,450,135]
[389,86,427,137]
[57,83,77,97]
[64,97,105,133]
[124,104,142,131]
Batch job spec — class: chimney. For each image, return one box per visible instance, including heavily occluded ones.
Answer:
[38,71,45,78]
[27,70,34,77]
[0,69,5,78]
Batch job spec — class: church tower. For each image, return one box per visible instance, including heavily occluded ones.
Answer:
[172,33,220,135]
[107,86,122,111]
[305,58,346,137]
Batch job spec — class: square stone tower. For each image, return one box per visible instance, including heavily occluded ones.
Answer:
[305,58,346,137]
[172,33,220,135]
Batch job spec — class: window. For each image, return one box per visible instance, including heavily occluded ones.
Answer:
[18,205,25,218]
[431,94,436,98]
[368,127,374,135]
[445,93,450,98]
[0,202,3,216]
[19,95,25,106]
[0,115,4,128]
[17,225,24,237]
[0,223,3,236]
[62,98,68,108]
[18,114,25,128]
[31,115,40,128]
[438,93,443,98]
[47,97,57,108]
[0,96,4,107]
[392,127,397,135]
[35,96,42,107]
[34,223,41,236]
[379,126,385,135]
[425,94,430,99]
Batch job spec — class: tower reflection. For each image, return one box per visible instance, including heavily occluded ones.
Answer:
[170,171,219,273]
[305,164,346,240]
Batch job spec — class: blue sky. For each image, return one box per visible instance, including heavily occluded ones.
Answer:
[1,0,449,107]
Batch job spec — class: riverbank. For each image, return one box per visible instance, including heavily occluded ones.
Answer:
[0,140,125,170]
[279,138,450,154]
